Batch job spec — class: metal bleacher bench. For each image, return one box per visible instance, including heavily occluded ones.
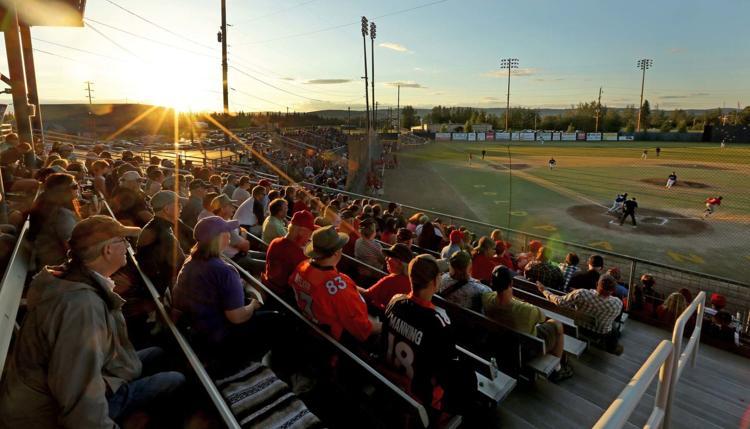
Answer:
[0,220,31,374]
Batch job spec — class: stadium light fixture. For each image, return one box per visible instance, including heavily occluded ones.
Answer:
[500,58,519,131]
[361,17,370,131]
[370,22,377,129]
[636,58,653,133]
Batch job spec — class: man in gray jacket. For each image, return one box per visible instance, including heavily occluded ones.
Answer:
[0,216,185,428]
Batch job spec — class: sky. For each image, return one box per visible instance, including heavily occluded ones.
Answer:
[0,0,748,112]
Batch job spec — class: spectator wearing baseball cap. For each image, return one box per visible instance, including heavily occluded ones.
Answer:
[0,215,186,427]
[180,179,208,229]
[396,228,413,248]
[261,198,289,244]
[438,250,491,312]
[262,210,315,299]
[111,170,152,227]
[136,190,188,293]
[172,216,268,366]
[289,225,380,342]
[382,253,479,415]
[211,194,265,276]
[484,265,572,381]
[362,243,414,312]
[440,229,465,260]
[29,173,82,267]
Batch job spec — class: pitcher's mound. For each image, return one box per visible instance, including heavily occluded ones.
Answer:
[641,178,710,189]
[567,204,710,236]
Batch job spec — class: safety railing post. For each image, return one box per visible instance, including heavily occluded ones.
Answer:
[627,261,637,311]
[653,342,675,429]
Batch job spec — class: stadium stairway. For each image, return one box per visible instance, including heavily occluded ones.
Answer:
[492,318,750,429]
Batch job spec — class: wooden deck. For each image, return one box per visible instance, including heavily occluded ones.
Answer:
[493,320,750,428]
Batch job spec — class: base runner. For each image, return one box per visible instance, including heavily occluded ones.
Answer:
[703,196,723,219]
[607,192,627,213]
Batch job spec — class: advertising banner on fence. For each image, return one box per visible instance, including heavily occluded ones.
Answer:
[520,132,536,141]
[537,132,552,141]
[603,132,618,141]
[486,131,495,140]
[496,132,511,140]
[619,135,634,141]
[576,132,587,141]
[452,132,468,141]
[587,132,602,141]
[511,132,521,141]
[562,132,577,141]
[468,133,476,141]
[476,132,486,141]
[552,132,562,141]
[435,132,451,141]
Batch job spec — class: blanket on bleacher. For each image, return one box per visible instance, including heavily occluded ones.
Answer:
[215,362,325,429]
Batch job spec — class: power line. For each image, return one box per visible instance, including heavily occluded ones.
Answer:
[102,0,214,51]
[32,37,124,61]
[229,65,324,102]
[236,0,450,46]
[84,18,214,58]
[234,0,318,25]
[32,48,77,62]
[230,87,285,108]
[85,22,141,59]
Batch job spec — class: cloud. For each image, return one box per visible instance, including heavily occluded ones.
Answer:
[413,67,424,71]
[481,68,538,78]
[379,42,411,53]
[668,47,687,54]
[534,77,564,82]
[482,96,501,101]
[383,81,426,89]
[304,79,352,85]
[660,92,710,99]
[281,77,295,81]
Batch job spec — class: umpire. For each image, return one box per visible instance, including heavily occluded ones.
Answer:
[620,197,638,226]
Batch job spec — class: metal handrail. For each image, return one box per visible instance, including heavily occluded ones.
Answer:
[301,182,749,289]
[0,220,30,371]
[222,255,431,427]
[662,291,705,428]
[593,340,674,429]
[99,196,241,429]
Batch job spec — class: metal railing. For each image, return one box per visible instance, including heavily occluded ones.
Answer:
[0,220,30,371]
[663,291,705,427]
[593,291,706,429]
[99,196,241,429]
[301,182,749,314]
[593,340,674,429]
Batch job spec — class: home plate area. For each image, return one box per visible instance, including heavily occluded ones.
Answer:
[566,204,711,236]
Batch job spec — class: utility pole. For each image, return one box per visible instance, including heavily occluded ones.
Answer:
[370,22,376,130]
[347,106,351,134]
[361,17,370,132]
[636,58,653,133]
[219,0,229,144]
[397,84,400,131]
[84,81,97,141]
[595,86,603,132]
[20,23,44,144]
[500,58,519,131]
[737,101,741,125]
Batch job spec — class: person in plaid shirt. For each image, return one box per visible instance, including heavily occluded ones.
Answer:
[536,274,623,353]
[558,252,580,291]
[524,246,564,290]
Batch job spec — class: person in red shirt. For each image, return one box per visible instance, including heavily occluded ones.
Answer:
[471,236,502,284]
[362,243,414,312]
[289,225,381,342]
[262,210,315,300]
[703,196,723,219]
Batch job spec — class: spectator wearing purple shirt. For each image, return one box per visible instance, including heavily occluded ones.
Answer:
[172,216,267,372]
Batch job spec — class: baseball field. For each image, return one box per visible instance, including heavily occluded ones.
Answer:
[382,140,750,283]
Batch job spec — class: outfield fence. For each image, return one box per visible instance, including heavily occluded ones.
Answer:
[303,182,750,325]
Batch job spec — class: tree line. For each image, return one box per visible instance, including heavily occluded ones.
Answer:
[401,102,750,133]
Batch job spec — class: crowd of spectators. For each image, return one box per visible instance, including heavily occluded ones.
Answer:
[0,129,745,426]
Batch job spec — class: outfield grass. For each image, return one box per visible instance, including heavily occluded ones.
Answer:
[383,140,750,282]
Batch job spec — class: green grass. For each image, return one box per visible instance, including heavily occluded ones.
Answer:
[384,141,750,282]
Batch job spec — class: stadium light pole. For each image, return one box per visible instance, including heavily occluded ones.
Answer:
[636,58,653,133]
[361,17,371,132]
[500,58,519,131]
[370,21,376,131]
